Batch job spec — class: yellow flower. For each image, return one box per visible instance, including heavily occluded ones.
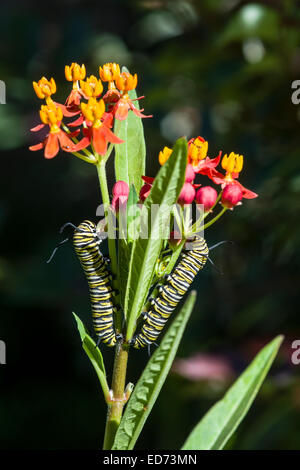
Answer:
[159,146,173,165]
[221,152,243,177]
[99,63,120,82]
[188,137,208,166]
[115,72,138,93]
[33,77,56,101]
[81,98,105,127]
[80,75,103,98]
[65,63,86,82]
[39,103,63,132]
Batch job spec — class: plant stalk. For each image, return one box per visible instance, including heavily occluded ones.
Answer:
[96,159,118,278]
[103,342,129,449]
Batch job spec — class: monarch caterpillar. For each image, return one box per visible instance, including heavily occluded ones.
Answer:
[72,220,118,347]
[131,235,209,349]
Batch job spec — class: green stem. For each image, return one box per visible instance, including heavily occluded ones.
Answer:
[71,150,97,164]
[166,239,186,274]
[62,122,94,158]
[95,141,130,450]
[96,160,118,278]
[202,206,228,230]
[190,191,223,234]
[103,342,129,450]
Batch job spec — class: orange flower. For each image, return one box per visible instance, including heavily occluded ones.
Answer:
[60,63,87,114]
[99,63,120,82]
[33,77,56,104]
[100,63,121,105]
[80,75,103,98]
[221,152,243,179]
[113,72,151,121]
[70,98,124,155]
[115,72,138,92]
[188,136,208,166]
[188,137,221,176]
[65,63,86,82]
[210,152,258,200]
[29,103,77,159]
[158,146,172,165]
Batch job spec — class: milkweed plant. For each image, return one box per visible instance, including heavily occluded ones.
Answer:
[30,63,283,450]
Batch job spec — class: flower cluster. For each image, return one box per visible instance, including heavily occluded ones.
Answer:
[144,137,257,210]
[113,136,257,218]
[29,62,151,160]
[30,63,257,227]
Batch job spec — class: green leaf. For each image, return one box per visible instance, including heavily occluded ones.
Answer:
[112,291,197,450]
[125,137,187,339]
[182,335,283,450]
[118,185,141,309]
[126,184,140,244]
[73,312,110,400]
[114,67,146,194]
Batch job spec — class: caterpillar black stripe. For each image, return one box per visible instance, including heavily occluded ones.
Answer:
[73,220,117,347]
[131,235,209,349]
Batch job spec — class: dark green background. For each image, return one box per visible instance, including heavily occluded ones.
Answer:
[0,0,299,450]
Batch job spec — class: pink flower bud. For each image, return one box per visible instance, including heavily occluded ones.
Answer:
[196,186,218,212]
[185,164,195,183]
[221,183,243,209]
[111,180,129,211]
[112,180,129,197]
[178,182,196,205]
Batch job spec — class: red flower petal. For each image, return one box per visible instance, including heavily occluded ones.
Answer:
[194,153,222,175]
[31,123,46,132]
[139,183,152,201]
[29,142,45,151]
[69,136,91,152]
[65,90,82,107]
[235,181,258,199]
[114,99,129,120]
[68,114,84,127]
[68,129,80,138]
[56,101,80,117]
[57,130,77,151]
[44,133,59,159]
[142,176,154,184]
[103,89,121,104]
[206,169,227,185]
[129,102,152,119]
[102,125,124,144]
[92,127,107,155]
[102,112,114,127]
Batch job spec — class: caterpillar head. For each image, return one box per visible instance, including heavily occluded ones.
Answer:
[74,220,102,249]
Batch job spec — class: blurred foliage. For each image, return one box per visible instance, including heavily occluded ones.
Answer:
[0,0,299,450]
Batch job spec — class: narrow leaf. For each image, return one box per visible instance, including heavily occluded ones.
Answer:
[73,313,110,400]
[182,335,283,450]
[118,185,140,309]
[126,184,140,244]
[114,67,146,193]
[125,137,187,339]
[112,291,197,450]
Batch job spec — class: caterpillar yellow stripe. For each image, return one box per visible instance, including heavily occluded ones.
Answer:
[73,220,117,347]
[131,235,209,349]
